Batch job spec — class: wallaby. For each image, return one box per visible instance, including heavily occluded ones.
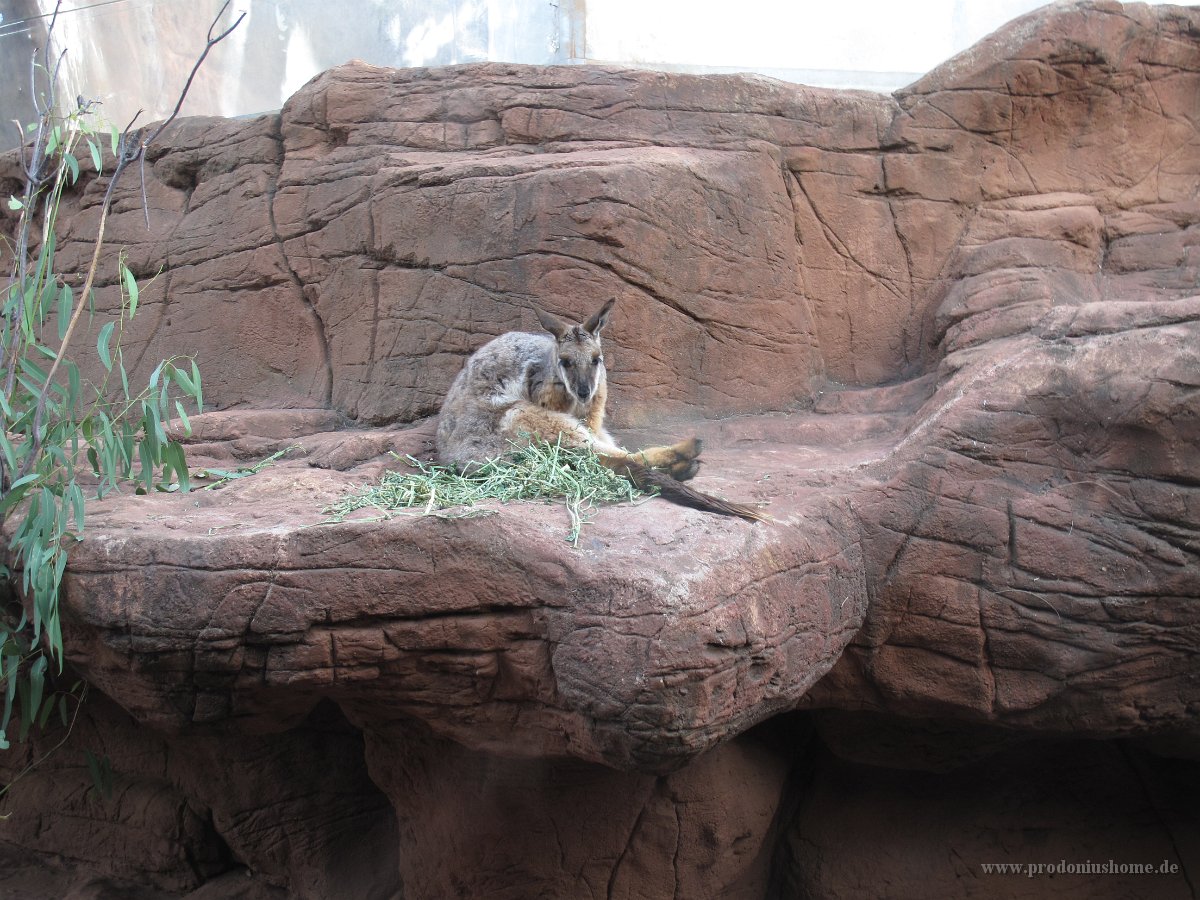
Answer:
[436,299,764,521]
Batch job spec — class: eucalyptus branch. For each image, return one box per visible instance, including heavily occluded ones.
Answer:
[0,0,220,764]
[2,1,65,406]
[16,2,244,480]
[18,204,112,482]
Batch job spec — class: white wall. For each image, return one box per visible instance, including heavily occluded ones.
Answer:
[583,0,1062,91]
[0,0,1194,142]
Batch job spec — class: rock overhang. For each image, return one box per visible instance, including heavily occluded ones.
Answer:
[59,412,873,772]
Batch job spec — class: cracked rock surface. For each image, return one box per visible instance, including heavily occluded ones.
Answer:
[1,2,1198,897]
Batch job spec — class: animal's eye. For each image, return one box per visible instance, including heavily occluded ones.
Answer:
[593,354,602,364]
[560,358,573,368]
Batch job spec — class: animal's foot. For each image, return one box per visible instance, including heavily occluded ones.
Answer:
[663,436,702,481]
[666,456,701,481]
[634,437,703,480]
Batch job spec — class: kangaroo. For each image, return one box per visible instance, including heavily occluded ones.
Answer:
[436,299,764,521]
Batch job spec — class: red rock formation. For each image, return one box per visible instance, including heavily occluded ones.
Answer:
[1,1,1198,897]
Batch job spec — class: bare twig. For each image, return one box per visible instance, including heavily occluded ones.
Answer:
[8,121,25,172]
[150,0,244,147]
[0,682,88,807]
[139,153,149,228]
[137,0,245,228]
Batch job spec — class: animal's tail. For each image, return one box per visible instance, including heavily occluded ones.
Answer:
[600,455,768,522]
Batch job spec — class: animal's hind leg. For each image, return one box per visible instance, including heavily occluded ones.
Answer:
[502,403,595,450]
[504,403,701,481]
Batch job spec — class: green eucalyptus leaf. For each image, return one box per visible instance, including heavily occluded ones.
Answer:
[66,359,81,410]
[37,691,56,728]
[0,433,15,472]
[138,440,154,492]
[57,284,73,341]
[119,352,131,400]
[191,360,203,411]
[87,137,102,174]
[145,401,167,447]
[120,263,139,318]
[70,482,85,532]
[0,473,41,514]
[171,365,195,395]
[26,656,46,739]
[97,320,115,371]
[165,441,190,492]
[2,652,19,732]
[46,605,62,671]
[174,400,191,436]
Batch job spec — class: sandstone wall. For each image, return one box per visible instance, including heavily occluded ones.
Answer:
[0,2,1197,898]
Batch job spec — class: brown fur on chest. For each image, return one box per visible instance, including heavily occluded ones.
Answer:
[529,373,590,418]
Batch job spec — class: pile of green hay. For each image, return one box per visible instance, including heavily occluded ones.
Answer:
[324,436,653,546]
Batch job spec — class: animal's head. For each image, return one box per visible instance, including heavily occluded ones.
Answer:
[535,299,614,404]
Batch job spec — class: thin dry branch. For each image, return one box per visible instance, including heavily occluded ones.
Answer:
[136,0,246,226]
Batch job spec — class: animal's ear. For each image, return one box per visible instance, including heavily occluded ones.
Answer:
[534,306,569,340]
[583,298,615,337]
